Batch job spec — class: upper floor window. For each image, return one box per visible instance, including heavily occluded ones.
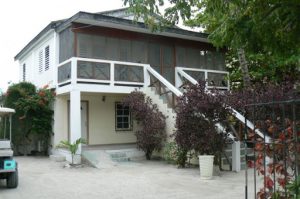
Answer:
[22,63,26,81]
[38,45,50,73]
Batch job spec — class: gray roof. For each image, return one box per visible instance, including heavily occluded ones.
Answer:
[15,8,208,60]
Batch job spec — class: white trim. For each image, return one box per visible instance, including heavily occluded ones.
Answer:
[146,66,182,97]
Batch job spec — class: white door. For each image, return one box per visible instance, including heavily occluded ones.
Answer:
[81,102,88,144]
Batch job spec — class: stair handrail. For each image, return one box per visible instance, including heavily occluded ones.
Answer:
[146,65,183,97]
[175,67,270,142]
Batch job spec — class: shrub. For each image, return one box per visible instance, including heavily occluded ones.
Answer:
[4,83,55,155]
[174,81,231,167]
[122,91,166,160]
[228,81,300,198]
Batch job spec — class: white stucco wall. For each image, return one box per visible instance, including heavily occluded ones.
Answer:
[82,94,137,145]
[53,95,69,147]
[52,93,137,147]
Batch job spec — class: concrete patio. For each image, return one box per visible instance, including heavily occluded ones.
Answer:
[0,157,256,199]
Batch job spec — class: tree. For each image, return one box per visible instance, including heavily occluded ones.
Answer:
[4,83,55,155]
[123,0,300,87]
[175,81,231,167]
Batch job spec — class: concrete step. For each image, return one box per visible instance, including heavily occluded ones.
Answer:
[82,148,145,168]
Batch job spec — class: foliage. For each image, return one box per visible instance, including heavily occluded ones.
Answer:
[3,83,55,155]
[228,82,300,198]
[57,138,86,165]
[122,91,166,160]
[162,142,177,163]
[175,81,231,167]
[286,175,300,198]
[162,141,189,167]
[124,0,300,86]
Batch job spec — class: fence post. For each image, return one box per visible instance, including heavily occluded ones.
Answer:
[232,141,241,172]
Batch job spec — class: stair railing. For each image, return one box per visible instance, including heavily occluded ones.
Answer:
[145,65,182,109]
[175,67,270,142]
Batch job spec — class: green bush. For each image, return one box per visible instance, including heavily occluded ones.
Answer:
[162,141,188,168]
[163,142,178,163]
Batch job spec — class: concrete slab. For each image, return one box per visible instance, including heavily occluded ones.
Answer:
[0,157,256,199]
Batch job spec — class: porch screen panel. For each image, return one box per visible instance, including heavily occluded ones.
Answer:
[114,64,144,82]
[77,61,110,80]
[148,43,161,73]
[186,48,200,68]
[59,28,74,63]
[119,39,132,62]
[175,46,185,67]
[58,62,71,83]
[185,70,205,82]
[207,72,228,87]
[92,35,106,59]
[214,52,226,71]
[106,37,119,61]
[162,46,174,83]
[205,51,214,69]
[77,33,92,58]
[131,41,146,63]
[199,50,206,68]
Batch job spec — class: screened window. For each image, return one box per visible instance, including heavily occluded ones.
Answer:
[45,45,50,71]
[115,103,132,131]
[22,63,26,81]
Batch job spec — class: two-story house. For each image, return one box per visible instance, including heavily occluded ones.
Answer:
[15,8,234,167]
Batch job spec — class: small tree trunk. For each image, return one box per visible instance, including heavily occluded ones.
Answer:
[237,48,251,88]
[146,151,151,160]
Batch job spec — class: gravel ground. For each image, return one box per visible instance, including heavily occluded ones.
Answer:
[0,157,256,199]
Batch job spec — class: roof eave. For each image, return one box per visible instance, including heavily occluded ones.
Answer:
[57,12,209,43]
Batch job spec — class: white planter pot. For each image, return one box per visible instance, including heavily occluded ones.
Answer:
[198,155,214,180]
[72,154,81,165]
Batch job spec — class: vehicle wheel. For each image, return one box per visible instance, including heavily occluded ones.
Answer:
[7,169,18,188]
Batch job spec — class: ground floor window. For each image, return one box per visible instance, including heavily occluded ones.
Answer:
[115,102,132,131]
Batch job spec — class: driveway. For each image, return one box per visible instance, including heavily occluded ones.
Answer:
[0,157,255,199]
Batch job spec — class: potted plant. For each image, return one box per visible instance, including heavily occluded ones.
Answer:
[175,81,230,179]
[57,138,86,165]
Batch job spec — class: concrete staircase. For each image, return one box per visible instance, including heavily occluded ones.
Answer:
[140,87,176,137]
[222,142,254,170]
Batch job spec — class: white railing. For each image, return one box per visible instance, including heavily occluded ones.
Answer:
[176,68,269,141]
[146,66,182,97]
[175,67,230,90]
[57,57,148,87]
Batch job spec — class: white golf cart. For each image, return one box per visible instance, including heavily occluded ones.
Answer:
[0,107,18,188]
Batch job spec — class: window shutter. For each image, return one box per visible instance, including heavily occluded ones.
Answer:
[38,50,43,73]
[45,46,50,71]
[22,63,26,81]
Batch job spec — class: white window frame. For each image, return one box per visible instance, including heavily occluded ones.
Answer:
[115,102,132,131]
